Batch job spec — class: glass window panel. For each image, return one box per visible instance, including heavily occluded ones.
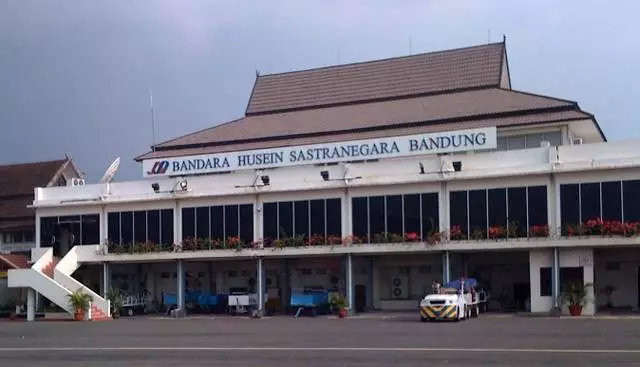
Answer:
[81,214,100,245]
[181,208,195,239]
[210,206,224,241]
[527,186,548,228]
[368,196,385,237]
[263,202,278,240]
[107,213,120,245]
[310,199,326,237]
[468,190,488,238]
[147,210,160,244]
[449,191,468,239]
[352,197,369,241]
[421,193,439,237]
[507,136,526,150]
[623,180,640,222]
[160,209,173,244]
[294,201,309,237]
[196,206,210,239]
[496,137,508,151]
[544,131,562,146]
[580,183,601,222]
[601,181,622,221]
[507,187,527,237]
[525,133,544,149]
[278,201,294,238]
[120,211,134,245]
[403,194,420,236]
[326,198,342,237]
[539,267,552,297]
[386,195,403,236]
[134,211,147,243]
[239,204,253,244]
[224,205,239,239]
[560,184,580,230]
[488,188,507,228]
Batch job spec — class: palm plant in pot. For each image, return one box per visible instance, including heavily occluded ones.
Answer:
[330,294,348,318]
[67,289,93,321]
[106,287,123,319]
[562,281,593,316]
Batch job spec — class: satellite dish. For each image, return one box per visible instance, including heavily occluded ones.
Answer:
[100,157,121,183]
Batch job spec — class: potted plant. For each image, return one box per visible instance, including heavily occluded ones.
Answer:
[562,281,593,316]
[67,289,93,321]
[106,287,123,319]
[330,294,348,318]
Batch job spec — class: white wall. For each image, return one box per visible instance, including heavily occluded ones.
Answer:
[594,249,640,310]
[529,248,595,315]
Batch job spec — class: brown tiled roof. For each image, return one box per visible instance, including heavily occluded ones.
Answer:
[0,254,30,269]
[246,42,506,115]
[0,159,70,222]
[140,88,586,161]
[0,216,34,231]
[0,159,68,196]
[137,109,591,161]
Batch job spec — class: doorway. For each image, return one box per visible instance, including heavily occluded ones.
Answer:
[355,285,367,312]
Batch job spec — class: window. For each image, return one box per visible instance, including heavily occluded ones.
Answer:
[623,180,640,222]
[560,179,640,229]
[40,214,100,246]
[496,131,563,151]
[450,185,547,239]
[1,230,35,244]
[353,193,439,242]
[108,209,174,245]
[263,198,341,245]
[540,267,584,297]
[182,204,253,244]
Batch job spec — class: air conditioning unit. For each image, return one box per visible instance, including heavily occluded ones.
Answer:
[572,137,584,145]
[70,178,85,187]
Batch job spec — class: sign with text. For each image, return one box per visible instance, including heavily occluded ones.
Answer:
[142,127,497,177]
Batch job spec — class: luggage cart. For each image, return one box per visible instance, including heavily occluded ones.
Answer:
[122,291,152,316]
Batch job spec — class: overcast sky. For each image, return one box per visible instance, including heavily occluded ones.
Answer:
[1,0,638,181]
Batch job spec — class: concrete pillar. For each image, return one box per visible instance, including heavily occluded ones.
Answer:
[442,251,451,284]
[27,288,35,322]
[346,253,354,313]
[177,259,185,310]
[102,263,111,298]
[282,259,290,311]
[552,247,560,309]
[34,213,42,311]
[257,257,264,312]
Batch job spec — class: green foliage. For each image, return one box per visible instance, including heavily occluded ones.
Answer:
[67,289,93,312]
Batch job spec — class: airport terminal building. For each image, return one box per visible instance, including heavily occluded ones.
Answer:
[10,41,640,319]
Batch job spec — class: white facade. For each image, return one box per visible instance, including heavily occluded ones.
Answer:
[15,127,640,317]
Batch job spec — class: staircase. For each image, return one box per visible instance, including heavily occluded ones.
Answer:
[8,247,111,321]
[42,257,59,278]
[89,304,111,321]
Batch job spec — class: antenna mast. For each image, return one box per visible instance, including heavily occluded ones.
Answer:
[150,89,156,152]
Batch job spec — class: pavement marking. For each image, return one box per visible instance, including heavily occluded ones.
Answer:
[0,347,638,354]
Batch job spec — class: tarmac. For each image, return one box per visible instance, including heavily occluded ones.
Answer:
[1,312,639,366]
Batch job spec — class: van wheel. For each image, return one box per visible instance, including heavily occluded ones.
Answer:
[420,316,427,323]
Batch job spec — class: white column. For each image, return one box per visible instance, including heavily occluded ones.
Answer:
[257,257,264,312]
[439,181,449,232]
[346,253,354,314]
[548,173,559,235]
[254,194,263,247]
[27,288,35,321]
[173,200,181,246]
[442,251,451,284]
[34,212,42,310]
[102,263,111,298]
[552,247,560,309]
[177,259,185,310]
[100,205,107,248]
[342,188,351,238]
